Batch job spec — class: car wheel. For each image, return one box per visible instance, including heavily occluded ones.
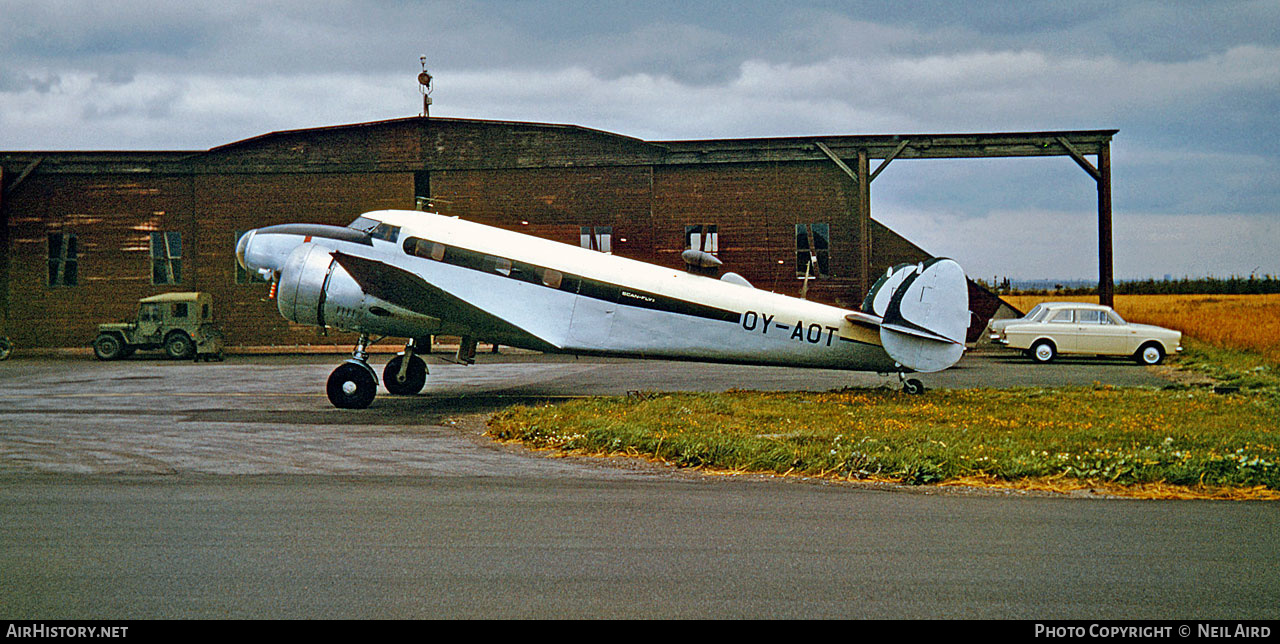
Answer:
[93,334,124,361]
[1135,343,1165,365]
[164,332,195,360]
[1030,340,1056,364]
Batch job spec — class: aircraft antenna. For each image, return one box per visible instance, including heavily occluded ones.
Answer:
[418,55,433,117]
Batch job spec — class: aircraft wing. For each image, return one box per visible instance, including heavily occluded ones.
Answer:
[329,251,560,352]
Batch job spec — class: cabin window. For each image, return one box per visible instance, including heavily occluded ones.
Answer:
[580,226,612,253]
[541,268,563,289]
[47,232,78,287]
[795,224,830,279]
[484,255,512,277]
[172,303,189,318]
[404,237,446,261]
[1050,310,1074,323]
[202,304,211,320]
[151,231,182,285]
[685,224,718,255]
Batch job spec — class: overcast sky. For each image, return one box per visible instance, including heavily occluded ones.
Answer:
[3,0,1278,280]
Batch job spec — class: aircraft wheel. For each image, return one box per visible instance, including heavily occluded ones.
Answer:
[93,334,125,361]
[327,362,377,409]
[1030,340,1057,364]
[383,354,427,395]
[902,378,926,395]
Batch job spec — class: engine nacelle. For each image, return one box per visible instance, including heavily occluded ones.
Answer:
[276,243,443,337]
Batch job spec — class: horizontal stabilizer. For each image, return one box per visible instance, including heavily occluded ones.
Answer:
[844,310,883,329]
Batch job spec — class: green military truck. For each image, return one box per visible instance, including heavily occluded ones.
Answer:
[92,292,224,361]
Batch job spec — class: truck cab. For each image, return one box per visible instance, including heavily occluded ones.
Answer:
[93,292,224,361]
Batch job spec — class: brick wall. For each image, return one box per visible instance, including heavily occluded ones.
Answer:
[2,118,995,349]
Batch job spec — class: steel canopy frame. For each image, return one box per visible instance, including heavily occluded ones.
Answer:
[662,130,1118,306]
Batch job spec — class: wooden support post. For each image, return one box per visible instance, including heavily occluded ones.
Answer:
[857,149,871,296]
[1097,143,1114,308]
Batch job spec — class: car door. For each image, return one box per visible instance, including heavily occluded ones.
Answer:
[1074,309,1128,355]
[137,303,163,341]
[1044,308,1077,352]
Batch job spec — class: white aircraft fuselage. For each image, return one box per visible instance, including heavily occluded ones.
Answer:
[236,209,970,408]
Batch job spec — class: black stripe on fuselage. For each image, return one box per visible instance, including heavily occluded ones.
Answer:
[402,235,741,324]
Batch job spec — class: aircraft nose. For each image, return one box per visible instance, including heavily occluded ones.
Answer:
[236,229,255,271]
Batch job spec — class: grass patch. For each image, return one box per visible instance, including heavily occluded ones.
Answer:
[487,385,1280,498]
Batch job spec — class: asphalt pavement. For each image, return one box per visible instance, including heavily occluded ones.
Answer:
[1,349,1275,619]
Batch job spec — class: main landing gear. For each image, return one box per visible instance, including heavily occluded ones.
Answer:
[326,335,430,409]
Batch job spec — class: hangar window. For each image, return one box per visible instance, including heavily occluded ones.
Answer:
[47,232,78,287]
[580,226,612,253]
[685,225,718,255]
[151,231,182,285]
[796,224,830,279]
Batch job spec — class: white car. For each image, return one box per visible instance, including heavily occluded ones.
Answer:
[988,303,1053,341]
[993,302,1182,365]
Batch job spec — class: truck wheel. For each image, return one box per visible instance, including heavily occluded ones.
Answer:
[164,332,195,360]
[93,334,124,361]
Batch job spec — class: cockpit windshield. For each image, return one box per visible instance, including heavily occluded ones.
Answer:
[347,216,400,243]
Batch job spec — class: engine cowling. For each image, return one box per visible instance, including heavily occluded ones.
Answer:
[275,243,445,338]
[276,243,366,329]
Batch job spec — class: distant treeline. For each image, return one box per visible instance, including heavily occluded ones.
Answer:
[1006,275,1280,296]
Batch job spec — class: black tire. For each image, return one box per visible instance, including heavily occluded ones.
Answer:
[164,332,195,360]
[383,354,427,395]
[1135,342,1165,365]
[327,362,377,409]
[93,334,125,361]
[1030,340,1056,364]
[902,378,926,395]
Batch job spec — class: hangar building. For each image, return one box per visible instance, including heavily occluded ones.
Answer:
[0,116,1116,351]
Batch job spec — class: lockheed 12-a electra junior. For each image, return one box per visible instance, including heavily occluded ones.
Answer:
[235,210,971,408]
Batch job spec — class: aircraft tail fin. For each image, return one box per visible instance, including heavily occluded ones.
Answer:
[862,259,970,373]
